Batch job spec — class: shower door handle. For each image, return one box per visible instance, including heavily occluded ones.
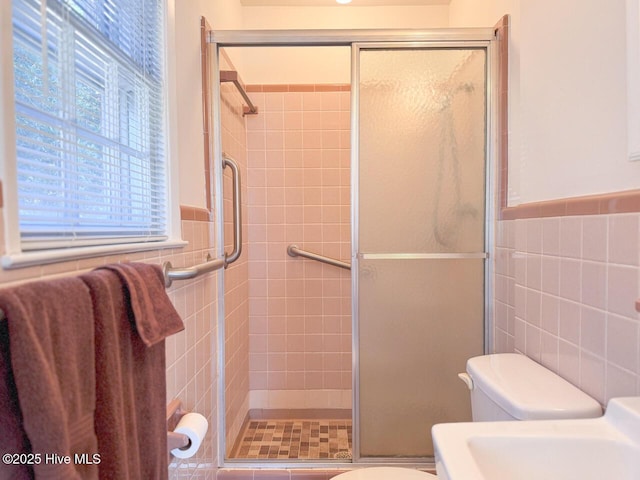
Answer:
[223,155,242,267]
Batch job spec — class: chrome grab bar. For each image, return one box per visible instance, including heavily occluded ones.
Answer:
[162,155,242,287]
[287,244,351,271]
[223,155,242,267]
[163,255,225,288]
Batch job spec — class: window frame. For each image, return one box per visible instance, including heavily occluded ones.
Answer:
[0,0,184,269]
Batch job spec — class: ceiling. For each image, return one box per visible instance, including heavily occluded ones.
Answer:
[240,0,450,6]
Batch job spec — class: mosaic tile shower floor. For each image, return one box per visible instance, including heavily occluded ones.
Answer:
[232,419,352,460]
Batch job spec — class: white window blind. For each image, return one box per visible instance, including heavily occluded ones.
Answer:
[12,0,167,250]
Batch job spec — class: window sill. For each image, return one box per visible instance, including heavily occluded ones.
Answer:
[2,239,189,270]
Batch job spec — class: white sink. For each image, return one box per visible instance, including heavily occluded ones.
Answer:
[432,397,640,480]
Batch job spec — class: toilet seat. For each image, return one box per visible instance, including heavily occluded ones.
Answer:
[332,467,437,479]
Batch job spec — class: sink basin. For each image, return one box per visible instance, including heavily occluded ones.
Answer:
[432,397,640,480]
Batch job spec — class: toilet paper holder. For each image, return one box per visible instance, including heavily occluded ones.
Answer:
[166,399,190,455]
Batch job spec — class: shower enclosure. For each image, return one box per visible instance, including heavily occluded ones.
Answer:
[207,28,495,467]
[355,46,487,459]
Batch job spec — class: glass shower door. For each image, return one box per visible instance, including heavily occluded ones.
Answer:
[355,46,488,459]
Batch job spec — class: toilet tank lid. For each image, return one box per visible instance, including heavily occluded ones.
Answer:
[467,353,603,420]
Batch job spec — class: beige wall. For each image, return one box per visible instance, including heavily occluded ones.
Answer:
[224,46,352,86]
[175,1,217,209]
[450,0,640,205]
[241,4,449,29]
[220,4,450,88]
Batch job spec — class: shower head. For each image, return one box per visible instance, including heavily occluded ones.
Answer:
[455,82,475,94]
[436,82,476,112]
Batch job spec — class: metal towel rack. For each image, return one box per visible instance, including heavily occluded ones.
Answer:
[287,244,351,271]
[163,255,225,288]
[163,155,243,287]
[220,70,258,116]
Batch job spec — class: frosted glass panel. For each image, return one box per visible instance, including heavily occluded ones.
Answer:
[357,48,487,458]
[359,49,486,254]
[358,259,485,457]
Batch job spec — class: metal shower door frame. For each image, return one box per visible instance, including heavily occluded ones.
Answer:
[207,27,497,469]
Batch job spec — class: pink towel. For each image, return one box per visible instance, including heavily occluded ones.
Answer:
[0,277,99,480]
[97,263,184,347]
[0,319,32,480]
[81,263,183,480]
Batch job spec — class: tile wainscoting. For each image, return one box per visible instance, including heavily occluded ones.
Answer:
[495,195,640,405]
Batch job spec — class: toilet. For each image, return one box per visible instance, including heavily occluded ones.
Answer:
[332,467,437,480]
[460,353,603,421]
[334,353,602,480]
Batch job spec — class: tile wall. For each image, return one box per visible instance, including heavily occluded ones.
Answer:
[244,85,352,411]
[494,212,640,404]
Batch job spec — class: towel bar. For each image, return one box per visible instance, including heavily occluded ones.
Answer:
[220,70,258,116]
[162,254,225,288]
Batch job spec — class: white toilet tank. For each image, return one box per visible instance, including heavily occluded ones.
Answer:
[460,353,603,421]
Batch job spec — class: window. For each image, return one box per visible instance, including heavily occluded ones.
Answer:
[4,0,173,264]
